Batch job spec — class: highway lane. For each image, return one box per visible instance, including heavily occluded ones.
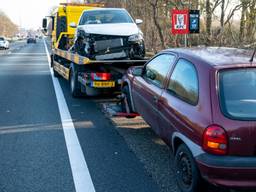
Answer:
[0,39,159,191]
[0,40,75,192]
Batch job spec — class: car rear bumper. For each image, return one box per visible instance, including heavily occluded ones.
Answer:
[196,153,256,189]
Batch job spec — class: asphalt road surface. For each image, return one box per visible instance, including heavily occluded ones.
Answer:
[0,39,239,192]
[0,39,159,192]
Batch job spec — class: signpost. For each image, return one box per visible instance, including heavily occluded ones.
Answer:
[171,9,200,47]
[189,10,200,33]
[171,9,189,35]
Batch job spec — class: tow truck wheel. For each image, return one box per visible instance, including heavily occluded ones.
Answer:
[121,85,135,118]
[69,67,81,97]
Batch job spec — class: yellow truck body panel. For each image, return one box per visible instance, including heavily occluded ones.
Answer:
[51,3,103,49]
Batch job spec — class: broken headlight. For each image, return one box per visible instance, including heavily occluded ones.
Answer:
[128,33,143,42]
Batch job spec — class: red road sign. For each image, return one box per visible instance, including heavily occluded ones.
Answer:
[171,9,189,35]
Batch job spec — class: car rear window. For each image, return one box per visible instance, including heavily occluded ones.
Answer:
[0,37,4,41]
[219,68,256,120]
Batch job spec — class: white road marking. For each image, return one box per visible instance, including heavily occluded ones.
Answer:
[0,64,47,66]
[9,53,46,55]
[43,40,96,192]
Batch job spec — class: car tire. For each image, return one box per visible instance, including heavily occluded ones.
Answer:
[69,65,81,97]
[121,85,135,118]
[175,144,202,192]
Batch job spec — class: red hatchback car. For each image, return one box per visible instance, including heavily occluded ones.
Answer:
[121,47,256,192]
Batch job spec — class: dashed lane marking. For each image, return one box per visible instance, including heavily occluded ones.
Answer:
[44,39,96,192]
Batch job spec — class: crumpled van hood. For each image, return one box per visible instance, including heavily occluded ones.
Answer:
[78,23,140,36]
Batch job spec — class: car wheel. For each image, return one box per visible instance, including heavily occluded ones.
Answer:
[175,144,202,192]
[69,66,81,97]
[121,85,135,118]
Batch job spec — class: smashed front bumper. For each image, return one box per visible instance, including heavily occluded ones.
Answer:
[85,35,145,60]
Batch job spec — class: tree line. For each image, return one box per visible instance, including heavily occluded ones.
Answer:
[0,10,18,38]
[100,0,256,52]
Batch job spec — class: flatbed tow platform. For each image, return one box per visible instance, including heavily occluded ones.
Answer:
[51,48,148,97]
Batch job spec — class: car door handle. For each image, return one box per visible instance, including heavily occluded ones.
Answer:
[153,96,158,103]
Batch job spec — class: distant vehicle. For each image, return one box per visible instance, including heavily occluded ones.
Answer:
[122,47,256,191]
[74,8,145,60]
[12,37,19,41]
[27,36,36,44]
[0,37,10,49]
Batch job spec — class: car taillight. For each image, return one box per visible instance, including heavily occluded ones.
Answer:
[91,73,111,81]
[203,125,228,155]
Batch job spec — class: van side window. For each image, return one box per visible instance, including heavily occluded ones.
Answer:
[168,59,199,105]
[144,54,176,88]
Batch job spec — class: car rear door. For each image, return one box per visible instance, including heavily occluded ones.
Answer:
[132,53,176,134]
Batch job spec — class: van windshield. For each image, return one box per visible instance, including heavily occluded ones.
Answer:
[219,68,256,120]
[80,10,133,25]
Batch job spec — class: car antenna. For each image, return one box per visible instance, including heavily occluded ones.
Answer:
[249,47,256,63]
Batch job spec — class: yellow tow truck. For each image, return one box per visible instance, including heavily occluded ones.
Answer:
[43,3,104,50]
[43,3,147,97]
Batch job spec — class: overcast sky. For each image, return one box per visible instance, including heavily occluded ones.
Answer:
[0,0,62,29]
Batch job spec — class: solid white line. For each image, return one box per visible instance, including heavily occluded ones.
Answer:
[43,39,96,192]
[9,53,46,55]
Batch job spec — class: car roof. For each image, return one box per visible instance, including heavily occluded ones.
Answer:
[84,8,126,12]
[164,47,256,67]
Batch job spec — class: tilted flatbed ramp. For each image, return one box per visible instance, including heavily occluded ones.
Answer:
[54,48,148,66]
[52,48,149,97]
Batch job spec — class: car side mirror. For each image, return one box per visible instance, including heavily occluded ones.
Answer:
[132,67,143,76]
[135,19,143,25]
[146,70,156,80]
[69,22,77,28]
[42,18,47,29]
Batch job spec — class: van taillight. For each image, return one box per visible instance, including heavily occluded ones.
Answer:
[203,125,228,155]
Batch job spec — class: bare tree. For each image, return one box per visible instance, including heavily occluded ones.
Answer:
[101,0,256,49]
[0,10,18,37]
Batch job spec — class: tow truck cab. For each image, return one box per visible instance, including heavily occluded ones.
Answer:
[42,3,104,49]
